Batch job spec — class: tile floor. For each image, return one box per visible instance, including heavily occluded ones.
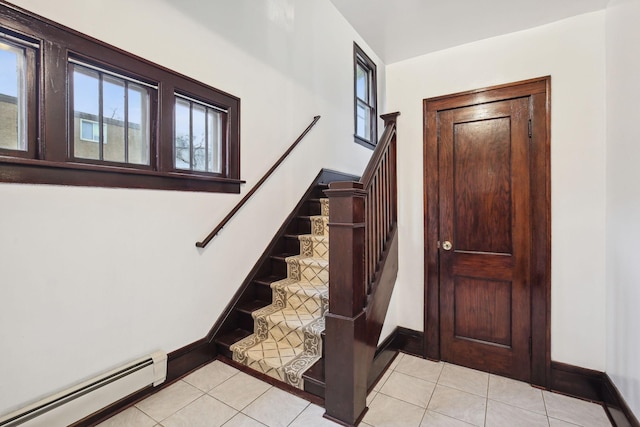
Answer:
[97,354,612,427]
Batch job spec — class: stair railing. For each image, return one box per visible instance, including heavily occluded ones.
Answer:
[196,115,321,248]
[324,112,400,426]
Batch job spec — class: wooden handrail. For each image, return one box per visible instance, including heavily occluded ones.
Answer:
[196,115,321,248]
[360,112,399,188]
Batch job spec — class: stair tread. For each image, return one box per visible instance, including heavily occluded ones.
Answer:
[254,275,287,286]
[237,300,270,315]
[271,253,298,261]
[216,328,253,347]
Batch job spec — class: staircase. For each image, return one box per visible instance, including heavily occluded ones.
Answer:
[212,174,344,397]
[229,199,329,388]
[210,112,398,427]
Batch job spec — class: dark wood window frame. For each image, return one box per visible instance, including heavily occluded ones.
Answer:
[0,2,242,193]
[353,42,377,150]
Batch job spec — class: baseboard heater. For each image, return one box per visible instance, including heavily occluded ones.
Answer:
[0,351,167,427]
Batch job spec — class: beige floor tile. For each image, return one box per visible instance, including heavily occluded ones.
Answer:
[182,360,240,392]
[96,406,156,427]
[427,385,487,427]
[136,380,203,422]
[485,400,549,427]
[289,403,341,426]
[222,413,267,426]
[390,352,405,370]
[368,390,378,406]
[208,371,271,410]
[420,410,476,426]
[543,391,611,427]
[363,393,426,427]
[242,387,309,427]
[488,374,546,415]
[395,354,444,383]
[438,364,489,397]
[373,368,393,392]
[379,371,436,408]
[161,395,237,427]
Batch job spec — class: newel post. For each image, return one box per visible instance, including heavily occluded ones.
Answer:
[324,181,368,426]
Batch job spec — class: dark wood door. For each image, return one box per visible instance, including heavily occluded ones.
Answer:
[438,96,532,381]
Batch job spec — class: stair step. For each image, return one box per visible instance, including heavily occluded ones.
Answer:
[215,328,253,359]
[254,275,286,287]
[302,359,325,398]
[271,253,298,263]
[237,300,270,315]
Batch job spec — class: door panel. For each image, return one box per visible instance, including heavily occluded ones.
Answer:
[454,118,512,254]
[454,277,512,347]
[439,97,532,381]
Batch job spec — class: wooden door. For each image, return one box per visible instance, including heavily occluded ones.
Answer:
[424,78,551,385]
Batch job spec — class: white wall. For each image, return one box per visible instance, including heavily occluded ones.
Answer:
[606,0,640,416]
[385,12,608,370]
[0,0,384,414]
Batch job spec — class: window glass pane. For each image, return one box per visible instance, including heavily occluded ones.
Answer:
[356,62,368,103]
[72,62,151,165]
[192,104,206,172]
[356,100,370,140]
[0,40,27,151]
[103,75,125,163]
[128,84,149,165]
[208,110,222,174]
[174,98,191,170]
[73,66,100,160]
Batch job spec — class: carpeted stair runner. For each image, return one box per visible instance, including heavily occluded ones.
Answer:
[230,199,329,389]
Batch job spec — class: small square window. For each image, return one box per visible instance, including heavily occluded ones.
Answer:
[80,118,107,143]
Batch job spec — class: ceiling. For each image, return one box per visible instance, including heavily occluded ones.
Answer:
[329,0,609,64]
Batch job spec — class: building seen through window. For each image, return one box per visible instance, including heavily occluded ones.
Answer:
[0,39,26,151]
[71,61,151,166]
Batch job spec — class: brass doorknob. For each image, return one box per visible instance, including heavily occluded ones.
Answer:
[442,241,453,251]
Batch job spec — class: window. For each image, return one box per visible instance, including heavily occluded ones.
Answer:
[79,119,107,143]
[0,4,241,193]
[0,30,37,158]
[174,94,223,174]
[70,61,151,165]
[353,43,377,149]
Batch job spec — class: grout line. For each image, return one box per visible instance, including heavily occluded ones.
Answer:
[484,374,490,427]
[285,402,311,426]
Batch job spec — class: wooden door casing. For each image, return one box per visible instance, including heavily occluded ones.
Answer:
[423,77,551,387]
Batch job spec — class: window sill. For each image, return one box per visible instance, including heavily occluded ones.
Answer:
[354,135,376,150]
[0,156,243,193]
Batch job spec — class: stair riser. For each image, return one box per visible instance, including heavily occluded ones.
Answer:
[286,259,328,284]
[310,216,329,237]
[299,236,329,260]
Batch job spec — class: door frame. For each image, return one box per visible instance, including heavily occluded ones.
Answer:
[422,76,551,388]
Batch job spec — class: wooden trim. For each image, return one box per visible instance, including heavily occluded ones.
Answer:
[423,76,551,387]
[0,1,241,192]
[603,374,640,427]
[70,339,215,427]
[550,362,639,427]
[353,42,378,149]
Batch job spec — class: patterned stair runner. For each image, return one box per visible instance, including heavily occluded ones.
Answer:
[230,199,329,389]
